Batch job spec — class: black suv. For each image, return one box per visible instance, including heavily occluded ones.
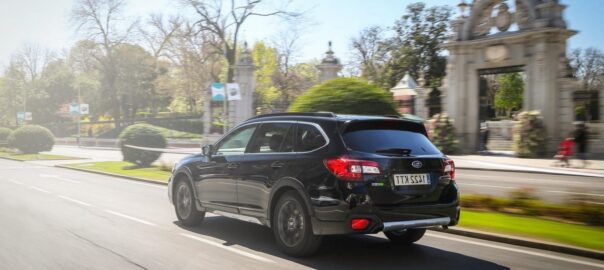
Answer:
[168,112,459,256]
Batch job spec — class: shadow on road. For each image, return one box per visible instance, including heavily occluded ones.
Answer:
[177,216,508,270]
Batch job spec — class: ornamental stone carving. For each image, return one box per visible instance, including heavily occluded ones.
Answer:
[473,3,495,37]
[515,0,531,30]
[495,3,512,32]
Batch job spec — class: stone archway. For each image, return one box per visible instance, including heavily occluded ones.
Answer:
[442,0,579,153]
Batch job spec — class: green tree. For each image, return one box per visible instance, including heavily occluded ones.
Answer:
[288,78,398,115]
[184,0,298,83]
[430,113,458,154]
[29,59,77,125]
[251,42,280,112]
[0,64,24,126]
[494,73,524,117]
[350,3,451,88]
[113,44,161,118]
[71,0,138,127]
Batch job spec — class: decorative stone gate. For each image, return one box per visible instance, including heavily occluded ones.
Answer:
[442,0,580,153]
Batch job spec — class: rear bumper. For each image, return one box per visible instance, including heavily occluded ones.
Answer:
[382,217,450,232]
[310,201,460,235]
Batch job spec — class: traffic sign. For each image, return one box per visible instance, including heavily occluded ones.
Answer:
[70,102,80,114]
[80,104,90,115]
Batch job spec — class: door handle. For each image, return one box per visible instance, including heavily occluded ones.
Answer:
[271,161,285,169]
[226,163,239,169]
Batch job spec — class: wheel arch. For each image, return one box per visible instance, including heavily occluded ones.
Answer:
[171,167,197,204]
[267,177,314,228]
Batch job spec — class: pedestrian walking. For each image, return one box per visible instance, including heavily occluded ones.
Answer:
[479,122,489,152]
[553,133,574,167]
[573,122,589,168]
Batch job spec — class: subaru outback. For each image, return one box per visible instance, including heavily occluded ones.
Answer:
[168,112,459,257]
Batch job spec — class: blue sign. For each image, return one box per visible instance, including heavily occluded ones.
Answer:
[70,102,80,114]
[211,83,225,101]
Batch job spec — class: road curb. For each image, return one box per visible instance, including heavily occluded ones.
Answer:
[55,164,168,186]
[430,227,604,260]
[456,166,604,178]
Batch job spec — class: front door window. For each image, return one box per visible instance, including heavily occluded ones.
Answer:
[215,125,257,156]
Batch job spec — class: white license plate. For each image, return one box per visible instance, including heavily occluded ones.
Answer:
[393,174,430,186]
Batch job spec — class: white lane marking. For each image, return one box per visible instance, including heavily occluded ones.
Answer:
[29,186,51,194]
[104,210,157,226]
[465,161,604,178]
[9,179,24,185]
[426,232,604,269]
[180,233,274,263]
[547,190,604,197]
[58,195,92,207]
[457,183,514,189]
[39,174,81,184]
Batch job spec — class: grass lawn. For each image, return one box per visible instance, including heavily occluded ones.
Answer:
[459,210,604,251]
[0,151,81,161]
[63,161,171,183]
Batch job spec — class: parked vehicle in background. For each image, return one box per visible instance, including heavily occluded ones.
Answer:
[168,112,459,257]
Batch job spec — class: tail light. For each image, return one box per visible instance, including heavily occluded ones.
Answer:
[351,218,370,231]
[443,158,455,180]
[324,157,381,181]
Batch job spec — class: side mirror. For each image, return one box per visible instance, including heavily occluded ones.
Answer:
[202,144,213,157]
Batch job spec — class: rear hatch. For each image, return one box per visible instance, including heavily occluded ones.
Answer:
[339,119,448,205]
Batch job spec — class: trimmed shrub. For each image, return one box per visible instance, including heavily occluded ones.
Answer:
[513,111,547,158]
[430,113,459,154]
[8,125,55,154]
[119,124,167,166]
[288,77,398,115]
[0,127,11,143]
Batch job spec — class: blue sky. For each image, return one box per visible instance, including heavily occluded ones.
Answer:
[0,0,602,71]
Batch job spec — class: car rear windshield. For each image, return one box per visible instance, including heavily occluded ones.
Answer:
[341,120,441,156]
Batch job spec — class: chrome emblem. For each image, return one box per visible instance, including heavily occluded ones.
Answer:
[411,160,423,169]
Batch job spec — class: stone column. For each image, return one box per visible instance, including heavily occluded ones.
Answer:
[231,43,256,128]
[316,41,342,82]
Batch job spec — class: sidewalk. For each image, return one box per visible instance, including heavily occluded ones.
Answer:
[452,154,604,178]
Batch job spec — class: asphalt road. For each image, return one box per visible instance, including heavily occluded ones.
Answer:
[456,169,604,203]
[1,158,603,270]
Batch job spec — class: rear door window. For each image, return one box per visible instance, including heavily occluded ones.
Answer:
[342,121,441,156]
[247,123,294,153]
[295,123,327,152]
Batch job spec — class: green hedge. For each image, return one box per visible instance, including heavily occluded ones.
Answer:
[288,77,398,115]
[0,127,11,143]
[430,113,459,154]
[119,124,167,166]
[147,118,203,134]
[8,125,55,154]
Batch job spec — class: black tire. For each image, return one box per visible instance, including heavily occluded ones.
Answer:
[272,191,322,257]
[174,179,205,227]
[384,228,426,244]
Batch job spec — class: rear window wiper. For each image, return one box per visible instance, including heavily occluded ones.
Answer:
[375,148,412,156]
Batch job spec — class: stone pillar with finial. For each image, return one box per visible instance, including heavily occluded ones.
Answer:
[230,41,256,127]
[316,41,342,82]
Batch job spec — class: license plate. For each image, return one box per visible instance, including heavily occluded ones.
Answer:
[393,174,430,186]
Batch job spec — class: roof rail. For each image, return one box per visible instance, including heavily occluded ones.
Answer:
[250,112,336,119]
